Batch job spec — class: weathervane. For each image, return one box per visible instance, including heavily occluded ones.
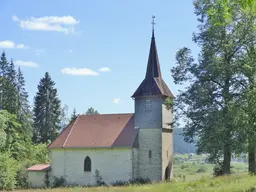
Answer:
[151,15,156,31]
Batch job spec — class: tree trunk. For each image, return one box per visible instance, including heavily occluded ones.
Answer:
[248,139,256,175]
[223,143,231,174]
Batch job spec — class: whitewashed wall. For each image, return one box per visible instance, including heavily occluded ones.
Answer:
[50,148,133,186]
[28,171,46,188]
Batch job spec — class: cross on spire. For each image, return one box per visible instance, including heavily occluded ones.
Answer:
[151,15,156,31]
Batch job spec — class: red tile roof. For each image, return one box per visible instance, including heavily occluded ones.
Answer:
[27,164,51,171]
[48,113,137,149]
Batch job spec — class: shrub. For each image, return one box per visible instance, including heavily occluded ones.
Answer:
[0,152,19,190]
[111,177,151,186]
[196,166,207,173]
[52,176,66,188]
[181,164,189,169]
[95,169,106,186]
[213,161,224,177]
[16,159,34,189]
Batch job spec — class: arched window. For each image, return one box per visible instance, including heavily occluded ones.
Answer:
[149,150,152,158]
[84,156,91,172]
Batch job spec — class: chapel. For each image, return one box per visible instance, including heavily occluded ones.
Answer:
[27,19,174,187]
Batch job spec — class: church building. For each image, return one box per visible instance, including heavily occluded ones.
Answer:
[27,22,174,188]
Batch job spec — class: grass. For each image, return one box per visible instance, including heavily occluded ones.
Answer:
[13,174,256,192]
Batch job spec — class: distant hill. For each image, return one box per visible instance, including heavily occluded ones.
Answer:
[173,128,197,154]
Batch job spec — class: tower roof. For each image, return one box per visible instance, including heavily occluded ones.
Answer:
[131,21,173,98]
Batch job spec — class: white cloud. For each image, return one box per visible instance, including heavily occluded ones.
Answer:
[99,67,111,72]
[61,68,99,76]
[12,15,80,34]
[113,98,121,104]
[15,60,39,67]
[0,40,28,49]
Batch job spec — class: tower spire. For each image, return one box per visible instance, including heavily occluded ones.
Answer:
[151,15,156,38]
[131,16,173,98]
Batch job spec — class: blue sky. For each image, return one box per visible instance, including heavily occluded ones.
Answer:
[0,0,200,117]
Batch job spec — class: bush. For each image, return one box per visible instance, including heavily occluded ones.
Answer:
[16,159,35,189]
[181,164,189,169]
[0,152,19,190]
[213,161,224,177]
[52,176,66,188]
[196,166,207,173]
[95,169,106,186]
[111,177,151,186]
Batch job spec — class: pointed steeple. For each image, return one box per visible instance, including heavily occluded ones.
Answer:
[131,16,173,98]
[145,27,162,79]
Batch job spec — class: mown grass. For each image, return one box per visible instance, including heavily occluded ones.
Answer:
[14,174,256,192]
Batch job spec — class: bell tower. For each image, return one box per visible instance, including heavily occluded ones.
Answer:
[131,16,174,181]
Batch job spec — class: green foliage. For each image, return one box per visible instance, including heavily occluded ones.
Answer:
[0,152,18,190]
[85,107,99,115]
[52,176,67,188]
[16,66,33,138]
[95,169,105,186]
[171,0,256,175]
[196,166,207,173]
[33,72,61,144]
[70,108,77,123]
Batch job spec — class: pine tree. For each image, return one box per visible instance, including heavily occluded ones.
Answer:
[0,52,9,110]
[5,59,18,114]
[33,72,61,144]
[16,67,32,137]
[70,108,77,122]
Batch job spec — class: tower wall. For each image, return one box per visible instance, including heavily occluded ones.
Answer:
[161,104,173,179]
[134,97,174,181]
[137,128,162,181]
[135,96,164,181]
[134,96,164,129]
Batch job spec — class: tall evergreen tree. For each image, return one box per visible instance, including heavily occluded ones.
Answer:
[33,72,61,144]
[70,108,77,123]
[5,59,18,114]
[0,52,9,110]
[16,67,32,137]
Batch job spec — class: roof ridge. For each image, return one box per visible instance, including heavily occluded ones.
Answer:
[62,115,80,148]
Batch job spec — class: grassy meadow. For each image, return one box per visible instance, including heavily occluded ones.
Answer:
[13,154,254,192]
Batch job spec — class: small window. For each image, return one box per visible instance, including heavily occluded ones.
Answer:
[145,98,152,112]
[149,150,152,158]
[84,156,91,172]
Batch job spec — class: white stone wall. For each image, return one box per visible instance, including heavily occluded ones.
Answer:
[162,104,173,179]
[132,148,139,179]
[28,171,46,188]
[162,131,173,180]
[137,129,162,181]
[50,148,133,186]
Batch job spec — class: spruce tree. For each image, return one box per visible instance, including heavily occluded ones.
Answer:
[16,67,32,137]
[0,52,9,110]
[70,108,77,122]
[33,72,61,144]
[5,59,18,114]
